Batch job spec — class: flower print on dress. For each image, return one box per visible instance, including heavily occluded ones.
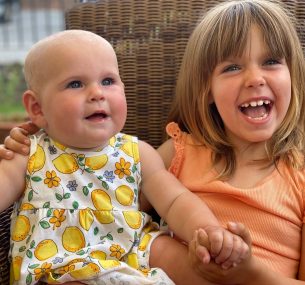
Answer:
[44,170,61,188]
[66,180,78,191]
[110,244,125,259]
[49,209,66,230]
[114,158,131,179]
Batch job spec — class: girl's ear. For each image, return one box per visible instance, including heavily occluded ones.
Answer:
[23,90,47,129]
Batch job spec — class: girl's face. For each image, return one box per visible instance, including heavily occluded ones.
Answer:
[37,40,126,149]
[210,25,291,149]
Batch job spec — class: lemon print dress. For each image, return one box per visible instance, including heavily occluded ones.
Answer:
[10,130,173,285]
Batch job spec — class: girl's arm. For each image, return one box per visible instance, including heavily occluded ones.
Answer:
[0,153,28,212]
[0,122,38,159]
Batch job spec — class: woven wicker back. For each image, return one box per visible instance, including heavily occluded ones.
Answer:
[1,1,305,284]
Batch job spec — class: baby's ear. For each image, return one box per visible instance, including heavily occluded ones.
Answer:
[22,90,47,128]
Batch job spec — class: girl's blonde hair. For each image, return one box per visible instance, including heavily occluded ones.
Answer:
[168,0,305,178]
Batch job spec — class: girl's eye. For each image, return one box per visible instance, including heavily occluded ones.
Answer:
[67,81,82,88]
[102,78,114,86]
[223,64,240,73]
[264,58,281,66]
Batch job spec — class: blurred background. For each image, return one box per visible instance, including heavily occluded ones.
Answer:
[0,0,93,142]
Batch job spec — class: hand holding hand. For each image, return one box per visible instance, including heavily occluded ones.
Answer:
[189,222,253,284]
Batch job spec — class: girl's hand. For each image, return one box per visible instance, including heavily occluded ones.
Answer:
[189,222,253,284]
[0,121,39,159]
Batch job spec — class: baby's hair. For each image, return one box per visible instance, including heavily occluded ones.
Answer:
[168,0,305,177]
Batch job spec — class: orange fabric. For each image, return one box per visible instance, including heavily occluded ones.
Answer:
[166,122,305,278]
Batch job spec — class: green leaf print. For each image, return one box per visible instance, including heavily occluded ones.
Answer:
[63,193,71,199]
[55,193,63,201]
[83,186,89,196]
[28,190,33,202]
[106,233,113,240]
[84,168,94,174]
[126,176,135,183]
[19,246,26,252]
[31,176,42,182]
[46,209,52,217]
[39,221,50,229]
[28,264,39,269]
[117,228,124,233]
[102,181,109,190]
[26,273,32,285]
[30,240,35,249]
[72,201,79,209]
[26,249,33,258]
[76,249,85,255]
[88,183,93,188]
[94,227,99,235]
[43,202,50,208]
[132,165,137,173]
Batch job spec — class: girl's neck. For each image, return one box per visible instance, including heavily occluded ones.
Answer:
[217,141,275,188]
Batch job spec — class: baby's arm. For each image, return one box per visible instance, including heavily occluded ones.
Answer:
[139,140,249,266]
[0,152,28,212]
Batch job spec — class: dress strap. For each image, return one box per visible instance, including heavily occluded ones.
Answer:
[165,122,186,176]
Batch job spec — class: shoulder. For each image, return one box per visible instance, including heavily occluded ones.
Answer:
[157,139,175,169]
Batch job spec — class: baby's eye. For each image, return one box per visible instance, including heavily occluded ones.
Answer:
[223,64,240,73]
[67,81,82,88]
[101,78,114,86]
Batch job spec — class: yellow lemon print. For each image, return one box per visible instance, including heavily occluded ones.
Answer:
[11,215,31,241]
[109,136,116,147]
[53,141,67,151]
[139,233,152,251]
[34,239,58,261]
[10,256,23,282]
[79,208,94,231]
[53,153,79,174]
[115,185,134,206]
[67,258,86,266]
[94,210,115,224]
[27,144,46,174]
[62,226,86,252]
[85,154,108,170]
[99,259,121,269]
[123,211,142,229]
[69,262,100,279]
[19,202,35,210]
[90,250,107,267]
[120,139,140,164]
[91,189,113,211]
[126,252,139,269]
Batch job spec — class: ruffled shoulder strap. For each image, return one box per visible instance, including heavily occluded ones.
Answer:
[165,122,187,176]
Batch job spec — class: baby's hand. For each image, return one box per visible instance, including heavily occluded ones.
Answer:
[0,121,38,159]
[196,222,249,269]
[189,222,253,284]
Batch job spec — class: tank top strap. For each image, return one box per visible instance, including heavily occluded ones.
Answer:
[165,122,187,176]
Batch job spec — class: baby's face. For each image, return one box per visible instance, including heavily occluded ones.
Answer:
[38,36,126,149]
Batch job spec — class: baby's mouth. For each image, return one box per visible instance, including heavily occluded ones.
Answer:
[85,111,108,120]
[239,100,272,120]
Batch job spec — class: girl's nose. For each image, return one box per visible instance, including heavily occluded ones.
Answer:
[245,67,266,88]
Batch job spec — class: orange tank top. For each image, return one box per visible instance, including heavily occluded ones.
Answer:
[166,122,305,278]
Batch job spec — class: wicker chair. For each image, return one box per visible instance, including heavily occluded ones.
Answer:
[1,1,305,284]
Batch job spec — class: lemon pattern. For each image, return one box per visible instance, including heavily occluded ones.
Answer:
[10,130,169,285]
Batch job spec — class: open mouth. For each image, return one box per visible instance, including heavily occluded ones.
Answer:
[85,111,108,120]
[239,99,272,120]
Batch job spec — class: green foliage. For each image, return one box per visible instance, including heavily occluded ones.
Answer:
[0,63,27,121]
